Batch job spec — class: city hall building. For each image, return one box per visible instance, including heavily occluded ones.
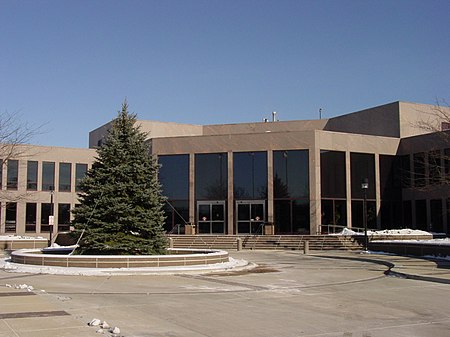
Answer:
[1,101,449,238]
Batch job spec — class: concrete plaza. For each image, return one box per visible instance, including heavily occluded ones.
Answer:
[1,250,450,337]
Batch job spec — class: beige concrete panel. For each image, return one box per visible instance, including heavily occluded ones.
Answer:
[152,130,316,155]
[375,154,381,229]
[203,119,328,135]
[317,130,400,155]
[309,139,321,235]
[189,154,195,224]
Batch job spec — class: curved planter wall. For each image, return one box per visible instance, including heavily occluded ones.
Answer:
[10,248,229,268]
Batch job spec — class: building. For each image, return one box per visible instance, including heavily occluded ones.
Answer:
[1,101,449,238]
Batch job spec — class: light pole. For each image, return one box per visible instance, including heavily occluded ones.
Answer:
[361,178,369,252]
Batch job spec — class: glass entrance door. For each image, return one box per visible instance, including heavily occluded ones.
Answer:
[236,200,265,234]
[197,201,226,234]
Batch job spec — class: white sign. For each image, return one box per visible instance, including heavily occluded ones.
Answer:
[49,215,54,226]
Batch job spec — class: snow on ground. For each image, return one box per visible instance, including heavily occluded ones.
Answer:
[0,235,46,240]
[0,257,254,276]
[333,228,433,236]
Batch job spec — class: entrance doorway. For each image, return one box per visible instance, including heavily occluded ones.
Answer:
[197,201,226,234]
[236,200,265,234]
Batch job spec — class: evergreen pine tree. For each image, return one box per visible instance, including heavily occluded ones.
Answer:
[72,101,167,255]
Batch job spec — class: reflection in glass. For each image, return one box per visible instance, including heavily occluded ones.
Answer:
[159,155,189,200]
[350,152,375,199]
[27,161,38,190]
[5,203,17,232]
[25,203,37,232]
[195,153,227,200]
[42,162,55,191]
[7,160,18,190]
[320,151,346,198]
[58,203,71,232]
[59,163,72,192]
[234,152,267,199]
[273,150,309,199]
[75,163,88,192]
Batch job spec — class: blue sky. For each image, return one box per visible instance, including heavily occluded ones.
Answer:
[1,0,449,148]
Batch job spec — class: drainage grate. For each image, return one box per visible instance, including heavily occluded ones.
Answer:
[0,311,69,319]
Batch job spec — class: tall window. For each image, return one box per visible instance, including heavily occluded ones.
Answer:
[25,203,37,232]
[40,203,52,232]
[195,153,227,200]
[320,150,346,229]
[75,163,88,192]
[27,161,38,190]
[5,202,17,232]
[59,163,71,192]
[350,152,376,229]
[413,153,426,187]
[233,152,267,200]
[7,160,18,190]
[58,203,71,232]
[158,154,189,233]
[273,150,310,234]
[42,162,55,191]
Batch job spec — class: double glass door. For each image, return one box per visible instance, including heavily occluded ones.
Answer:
[236,200,265,234]
[197,201,226,234]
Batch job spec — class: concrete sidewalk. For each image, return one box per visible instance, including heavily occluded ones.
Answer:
[1,250,450,337]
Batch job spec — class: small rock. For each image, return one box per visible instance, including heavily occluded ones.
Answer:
[89,318,101,326]
[110,326,120,334]
[96,328,104,334]
[5,284,11,288]
[101,321,110,329]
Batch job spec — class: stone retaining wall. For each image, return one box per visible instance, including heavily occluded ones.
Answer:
[0,239,48,251]
[10,248,229,268]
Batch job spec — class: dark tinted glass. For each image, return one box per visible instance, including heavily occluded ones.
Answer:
[26,203,37,224]
[5,202,16,232]
[27,161,38,190]
[59,163,71,192]
[430,199,443,233]
[7,160,18,190]
[379,155,402,200]
[234,152,267,199]
[195,153,227,200]
[350,152,375,199]
[320,151,346,198]
[163,200,189,233]
[428,151,441,185]
[413,153,426,187]
[273,150,309,199]
[75,163,88,192]
[415,199,427,230]
[58,203,71,231]
[159,155,189,200]
[41,203,52,231]
[42,162,55,191]
[400,155,411,188]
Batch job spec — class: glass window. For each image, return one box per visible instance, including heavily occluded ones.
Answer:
[379,155,402,200]
[75,163,88,192]
[27,161,38,190]
[350,153,375,199]
[5,202,17,232]
[430,199,443,233]
[25,203,37,232]
[415,199,427,230]
[58,203,71,232]
[233,152,267,200]
[40,203,52,232]
[413,153,426,187]
[159,155,189,200]
[163,200,189,233]
[273,150,309,199]
[42,162,55,191]
[195,153,227,200]
[400,155,411,188]
[428,151,441,185]
[321,199,347,230]
[7,160,18,190]
[320,151,346,198]
[59,163,71,192]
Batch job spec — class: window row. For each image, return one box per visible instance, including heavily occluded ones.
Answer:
[1,161,88,192]
[3,202,72,233]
